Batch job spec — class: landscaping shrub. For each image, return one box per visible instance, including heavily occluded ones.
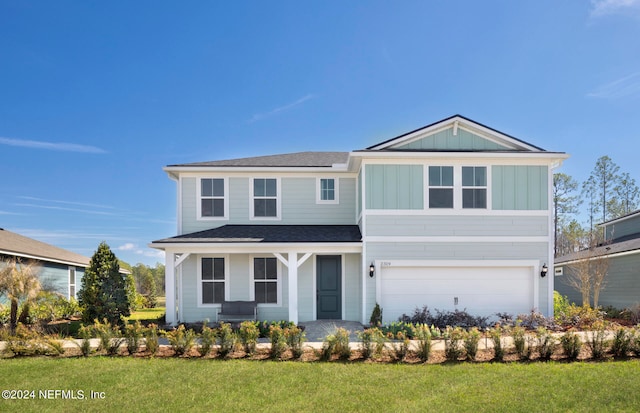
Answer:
[358,327,385,360]
[443,326,465,361]
[3,324,63,357]
[488,325,505,361]
[611,327,632,358]
[143,324,159,355]
[586,321,609,359]
[92,319,126,356]
[124,320,144,355]
[411,324,433,362]
[515,310,558,330]
[511,324,528,360]
[269,324,287,359]
[380,321,414,339]
[463,327,481,361]
[369,303,382,327]
[258,320,294,338]
[556,304,605,329]
[535,327,556,360]
[560,331,582,360]
[284,325,306,359]
[77,325,94,357]
[553,291,571,322]
[321,327,350,361]
[388,331,410,362]
[626,304,640,325]
[400,306,488,329]
[198,323,217,357]
[31,292,81,323]
[163,325,196,356]
[217,322,237,358]
[238,321,259,355]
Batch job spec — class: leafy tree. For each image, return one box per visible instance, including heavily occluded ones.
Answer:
[152,263,165,295]
[0,257,42,333]
[556,219,589,257]
[132,263,157,308]
[77,242,130,325]
[553,173,580,257]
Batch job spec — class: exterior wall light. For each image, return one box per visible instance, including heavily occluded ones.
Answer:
[369,262,375,278]
[540,263,548,277]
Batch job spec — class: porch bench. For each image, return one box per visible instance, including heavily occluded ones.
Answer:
[216,300,258,322]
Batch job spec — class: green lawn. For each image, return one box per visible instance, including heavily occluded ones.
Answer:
[125,307,165,322]
[1,358,640,412]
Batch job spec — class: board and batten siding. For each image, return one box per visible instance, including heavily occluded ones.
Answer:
[395,128,509,151]
[492,165,548,210]
[604,215,640,241]
[365,164,423,210]
[366,215,549,237]
[180,176,357,234]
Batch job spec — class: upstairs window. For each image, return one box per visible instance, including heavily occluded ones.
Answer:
[253,178,279,218]
[317,178,339,204]
[428,166,454,208]
[462,166,487,209]
[199,178,226,219]
[253,257,278,304]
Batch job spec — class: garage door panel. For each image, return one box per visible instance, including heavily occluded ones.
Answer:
[380,266,533,323]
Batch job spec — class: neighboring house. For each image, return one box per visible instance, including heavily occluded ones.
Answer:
[151,115,568,325]
[0,228,89,299]
[555,210,640,309]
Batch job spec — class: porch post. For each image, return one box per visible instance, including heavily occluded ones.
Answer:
[165,252,176,325]
[288,251,299,325]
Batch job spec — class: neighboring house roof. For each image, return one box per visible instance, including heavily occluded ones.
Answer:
[555,233,640,265]
[598,210,640,228]
[0,228,90,267]
[168,152,349,168]
[152,225,363,244]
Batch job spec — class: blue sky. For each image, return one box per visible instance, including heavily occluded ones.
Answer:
[1,1,639,266]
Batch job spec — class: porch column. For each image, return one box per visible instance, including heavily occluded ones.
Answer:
[165,252,176,325]
[288,251,298,325]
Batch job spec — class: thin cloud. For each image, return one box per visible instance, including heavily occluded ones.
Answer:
[17,196,117,210]
[590,0,640,18]
[249,94,316,123]
[0,136,107,154]
[118,242,165,259]
[587,72,640,99]
[14,203,117,216]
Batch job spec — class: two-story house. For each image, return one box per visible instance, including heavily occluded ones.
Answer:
[151,115,568,325]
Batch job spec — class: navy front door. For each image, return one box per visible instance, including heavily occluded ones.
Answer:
[316,255,342,319]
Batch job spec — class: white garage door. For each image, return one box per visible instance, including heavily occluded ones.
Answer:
[380,265,534,323]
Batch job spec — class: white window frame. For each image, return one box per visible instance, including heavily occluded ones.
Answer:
[68,266,76,299]
[427,166,454,209]
[316,177,339,204]
[196,177,229,220]
[197,255,229,307]
[249,255,282,307]
[250,177,281,220]
[425,164,491,211]
[461,166,488,209]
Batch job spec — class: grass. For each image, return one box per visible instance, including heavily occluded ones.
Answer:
[125,307,165,322]
[1,358,640,412]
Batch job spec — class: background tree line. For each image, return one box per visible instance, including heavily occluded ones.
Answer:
[554,155,640,257]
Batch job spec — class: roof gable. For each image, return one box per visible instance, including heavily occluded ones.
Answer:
[367,115,544,152]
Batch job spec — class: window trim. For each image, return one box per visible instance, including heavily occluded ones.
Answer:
[316,177,339,204]
[427,166,454,209]
[425,164,491,211]
[249,255,282,307]
[196,177,229,220]
[68,266,76,300]
[462,166,488,209]
[197,255,229,307]
[250,177,281,220]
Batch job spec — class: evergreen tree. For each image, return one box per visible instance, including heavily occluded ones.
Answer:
[585,155,621,223]
[78,242,130,325]
[553,173,580,257]
[612,172,640,217]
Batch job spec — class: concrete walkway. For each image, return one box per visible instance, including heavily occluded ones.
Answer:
[299,320,365,342]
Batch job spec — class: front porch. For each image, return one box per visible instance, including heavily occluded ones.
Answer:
[150,225,363,325]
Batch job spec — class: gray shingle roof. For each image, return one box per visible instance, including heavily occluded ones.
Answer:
[0,228,90,267]
[153,225,362,244]
[555,233,640,264]
[168,152,349,168]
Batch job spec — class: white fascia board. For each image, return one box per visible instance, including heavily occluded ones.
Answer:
[598,211,640,228]
[0,249,88,268]
[351,151,569,163]
[148,242,362,255]
[364,236,549,243]
[555,248,640,266]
